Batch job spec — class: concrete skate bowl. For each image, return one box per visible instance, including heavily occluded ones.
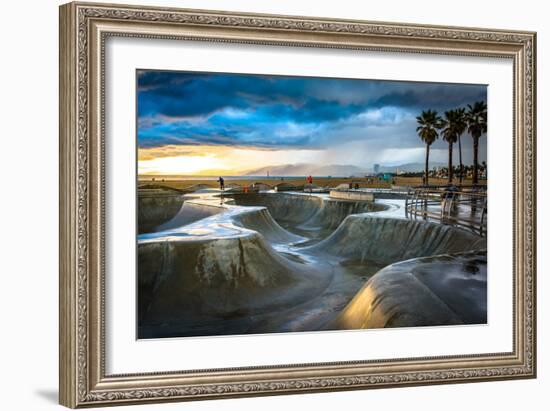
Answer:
[138,190,185,234]
[327,250,487,330]
[137,191,487,338]
[229,192,387,241]
[230,206,305,244]
[304,217,487,330]
[138,190,227,234]
[306,216,486,265]
[138,231,333,338]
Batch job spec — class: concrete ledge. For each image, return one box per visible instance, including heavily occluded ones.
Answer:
[329,190,374,201]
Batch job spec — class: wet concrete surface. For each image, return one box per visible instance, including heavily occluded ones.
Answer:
[137,190,487,338]
[138,190,185,234]
[328,251,487,329]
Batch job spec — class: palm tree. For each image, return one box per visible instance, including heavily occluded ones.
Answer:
[466,101,488,185]
[416,109,442,186]
[453,108,468,183]
[440,109,462,184]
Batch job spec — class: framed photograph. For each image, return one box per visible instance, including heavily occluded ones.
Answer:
[59,1,537,408]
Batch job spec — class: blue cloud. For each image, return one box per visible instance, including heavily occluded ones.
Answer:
[137,70,487,150]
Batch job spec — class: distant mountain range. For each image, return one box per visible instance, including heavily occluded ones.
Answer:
[243,162,447,177]
[243,164,367,177]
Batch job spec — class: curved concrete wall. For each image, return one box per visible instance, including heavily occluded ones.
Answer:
[231,192,386,237]
[138,230,332,338]
[327,251,487,329]
[230,193,321,224]
[155,202,223,232]
[138,193,184,233]
[308,216,486,264]
[231,207,305,244]
[301,197,386,232]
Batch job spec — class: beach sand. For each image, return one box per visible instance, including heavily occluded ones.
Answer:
[138,176,485,192]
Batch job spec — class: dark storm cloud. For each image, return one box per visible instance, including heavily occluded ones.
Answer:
[370,83,487,110]
[136,69,487,151]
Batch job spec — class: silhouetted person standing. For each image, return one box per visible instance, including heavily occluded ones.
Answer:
[218,176,225,191]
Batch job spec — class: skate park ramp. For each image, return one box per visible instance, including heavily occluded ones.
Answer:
[155,201,223,232]
[327,250,487,329]
[306,215,486,263]
[138,231,333,338]
[139,191,225,234]
[230,192,387,240]
[138,189,185,234]
[137,191,487,338]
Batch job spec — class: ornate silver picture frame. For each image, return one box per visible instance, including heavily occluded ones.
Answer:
[59,1,536,408]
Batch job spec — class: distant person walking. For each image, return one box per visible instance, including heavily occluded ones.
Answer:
[218,176,225,191]
[306,175,313,194]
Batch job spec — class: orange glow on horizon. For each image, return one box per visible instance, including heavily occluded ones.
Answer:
[138,144,322,176]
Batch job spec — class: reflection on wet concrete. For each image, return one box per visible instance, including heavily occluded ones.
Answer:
[137,190,487,338]
[328,251,487,329]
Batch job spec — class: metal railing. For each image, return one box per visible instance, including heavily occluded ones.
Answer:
[405,185,487,236]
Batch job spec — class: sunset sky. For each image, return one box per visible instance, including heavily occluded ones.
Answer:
[137,70,487,176]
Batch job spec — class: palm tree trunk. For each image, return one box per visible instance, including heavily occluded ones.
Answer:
[448,142,453,184]
[472,135,479,185]
[424,144,430,186]
[458,135,463,184]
